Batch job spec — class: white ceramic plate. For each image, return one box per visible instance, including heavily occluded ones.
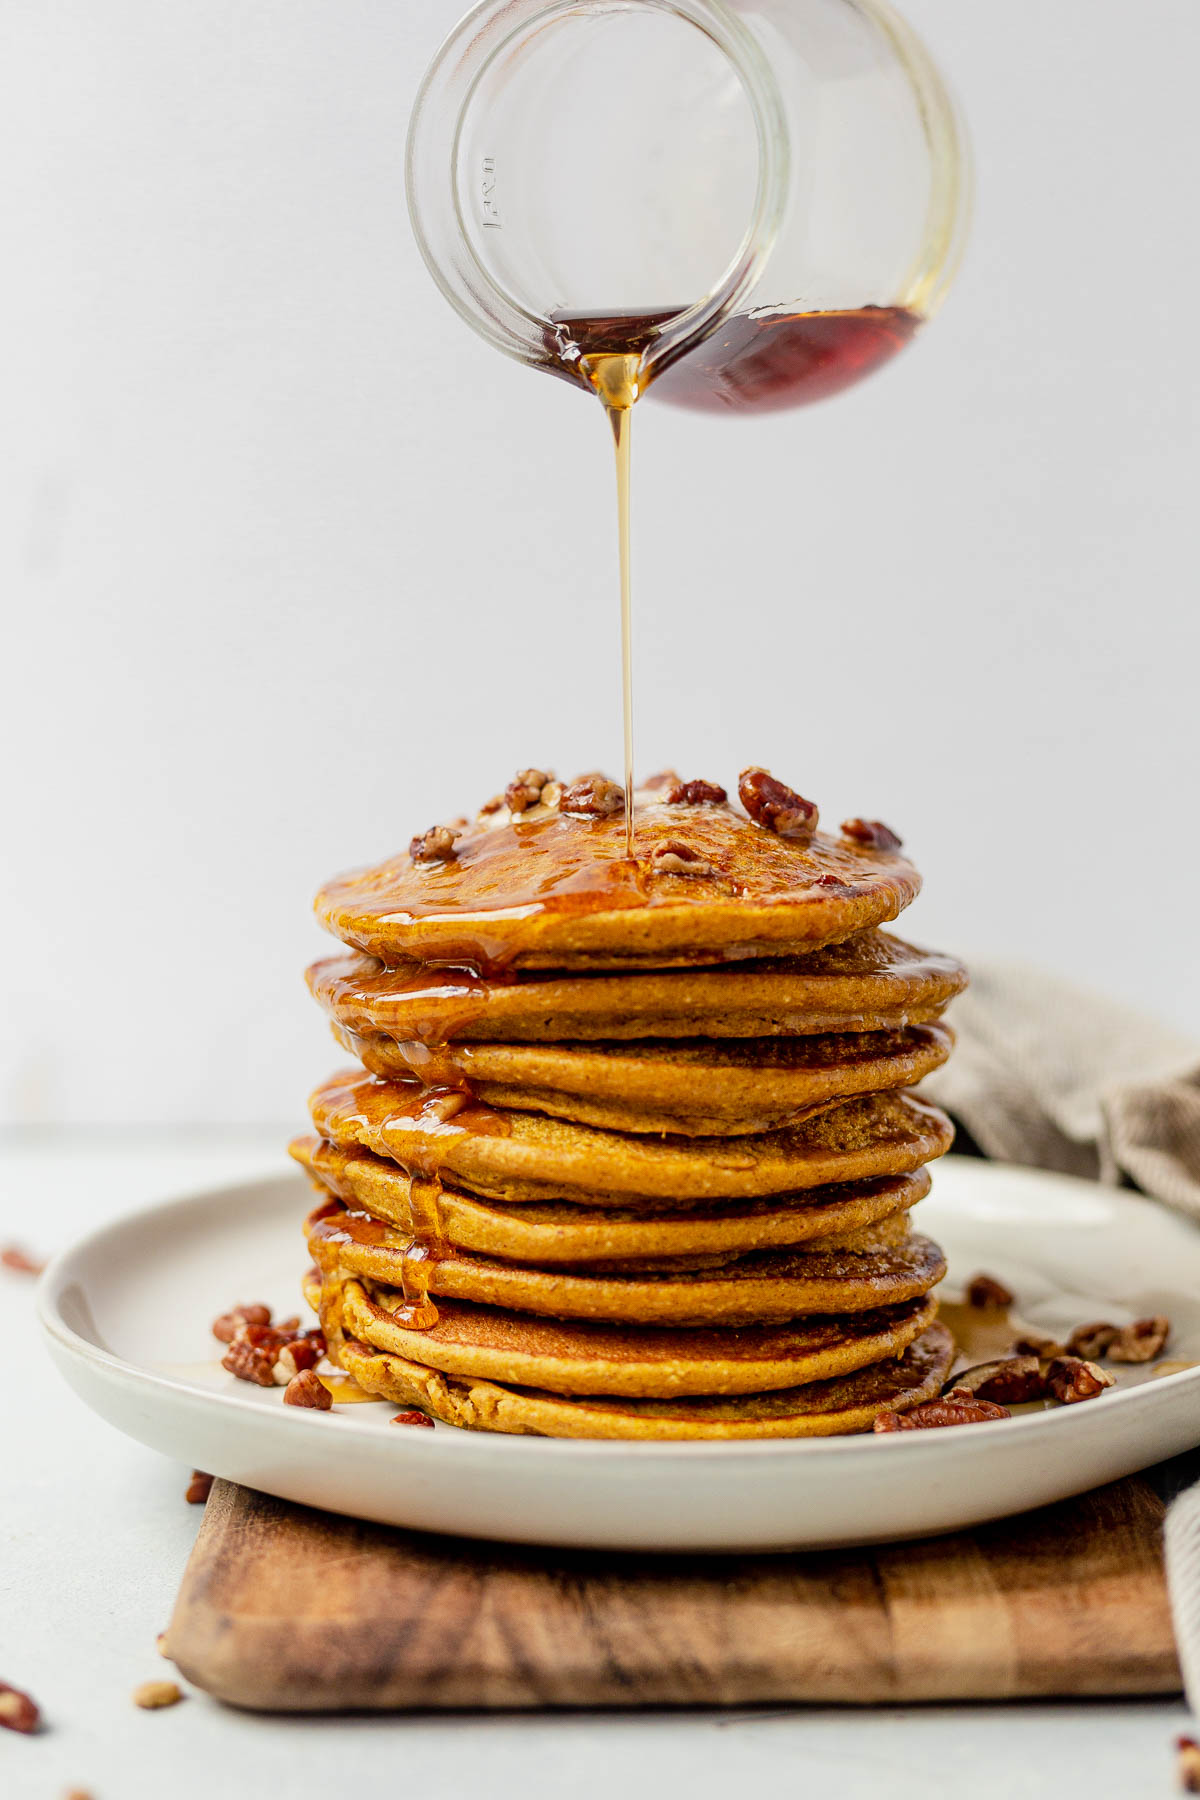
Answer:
[39,1157,1200,1552]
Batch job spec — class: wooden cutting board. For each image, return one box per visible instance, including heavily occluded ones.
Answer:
[163,1475,1180,1710]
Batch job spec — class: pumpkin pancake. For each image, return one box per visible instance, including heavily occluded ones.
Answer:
[314,1270,939,1396]
[315,780,919,971]
[332,1022,953,1135]
[290,1138,932,1262]
[326,1321,956,1439]
[304,1199,943,1325]
[308,1069,954,1205]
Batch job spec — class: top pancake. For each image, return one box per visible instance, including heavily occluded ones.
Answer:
[315,779,919,971]
[308,930,966,1043]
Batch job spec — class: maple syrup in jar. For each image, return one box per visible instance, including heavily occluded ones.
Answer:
[546,306,922,415]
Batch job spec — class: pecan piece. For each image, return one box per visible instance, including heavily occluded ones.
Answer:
[390,1410,435,1428]
[1065,1321,1119,1360]
[0,1683,41,1734]
[283,1369,333,1410]
[841,817,903,852]
[561,775,625,816]
[505,768,553,813]
[650,841,714,877]
[875,1391,1011,1431]
[211,1302,272,1344]
[664,778,727,807]
[1045,1356,1115,1404]
[410,824,459,863]
[133,1681,183,1710]
[946,1356,1047,1404]
[185,1470,214,1505]
[1178,1736,1200,1794]
[737,767,818,841]
[1014,1331,1067,1359]
[965,1271,1015,1309]
[1108,1316,1170,1363]
[1,1244,45,1276]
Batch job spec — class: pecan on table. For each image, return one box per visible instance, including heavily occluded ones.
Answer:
[0,1244,45,1276]
[132,1681,183,1710]
[737,767,818,841]
[0,1683,41,1734]
[185,1471,214,1506]
[1178,1736,1200,1794]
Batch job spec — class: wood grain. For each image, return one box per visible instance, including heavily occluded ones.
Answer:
[163,1477,1181,1711]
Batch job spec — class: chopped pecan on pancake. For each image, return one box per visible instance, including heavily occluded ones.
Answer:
[874,1388,1011,1431]
[185,1471,214,1505]
[1,1244,45,1276]
[504,768,556,813]
[650,841,714,877]
[1044,1356,1115,1404]
[737,767,818,841]
[1108,1316,1170,1363]
[409,824,460,863]
[643,769,681,792]
[0,1683,41,1734]
[561,775,625,816]
[391,1410,435,1428]
[841,818,903,853]
[946,1355,1047,1404]
[664,778,727,806]
[965,1271,1014,1309]
[283,1369,333,1410]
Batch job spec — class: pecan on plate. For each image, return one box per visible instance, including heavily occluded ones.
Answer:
[1108,1316,1170,1363]
[283,1369,333,1410]
[841,817,903,853]
[946,1356,1047,1405]
[650,841,714,877]
[965,1271,1015,1309]
[0,1683,40,1734]
[390,1411,435,1428]
[221,1323,324,1388]
[1014,1331,1068,1359]
[561,775,625,817]
[410,824,459,863]
[874,1390,1012,1431]
[211,1302,272,1344]
[737,767,818,841]
[664,778,727,807]
[1044,1356,1115,1404]
[1065,1321,1119,1360]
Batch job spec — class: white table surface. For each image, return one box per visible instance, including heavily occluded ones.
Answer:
[2,1130,1192,1800]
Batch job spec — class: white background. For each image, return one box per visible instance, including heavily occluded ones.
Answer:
[2,0,1197,1126]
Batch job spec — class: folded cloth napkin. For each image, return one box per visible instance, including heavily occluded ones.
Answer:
[923,960,1200,1220]
[923,960,1200,1706]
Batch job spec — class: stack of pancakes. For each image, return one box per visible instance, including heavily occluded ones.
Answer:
[291,770,966,1439]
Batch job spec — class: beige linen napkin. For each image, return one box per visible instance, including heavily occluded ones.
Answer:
[923,960,1200,1706]
[922,961,1200,1219]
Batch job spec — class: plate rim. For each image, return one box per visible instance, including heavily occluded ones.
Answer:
[37,1160,1200,1466]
